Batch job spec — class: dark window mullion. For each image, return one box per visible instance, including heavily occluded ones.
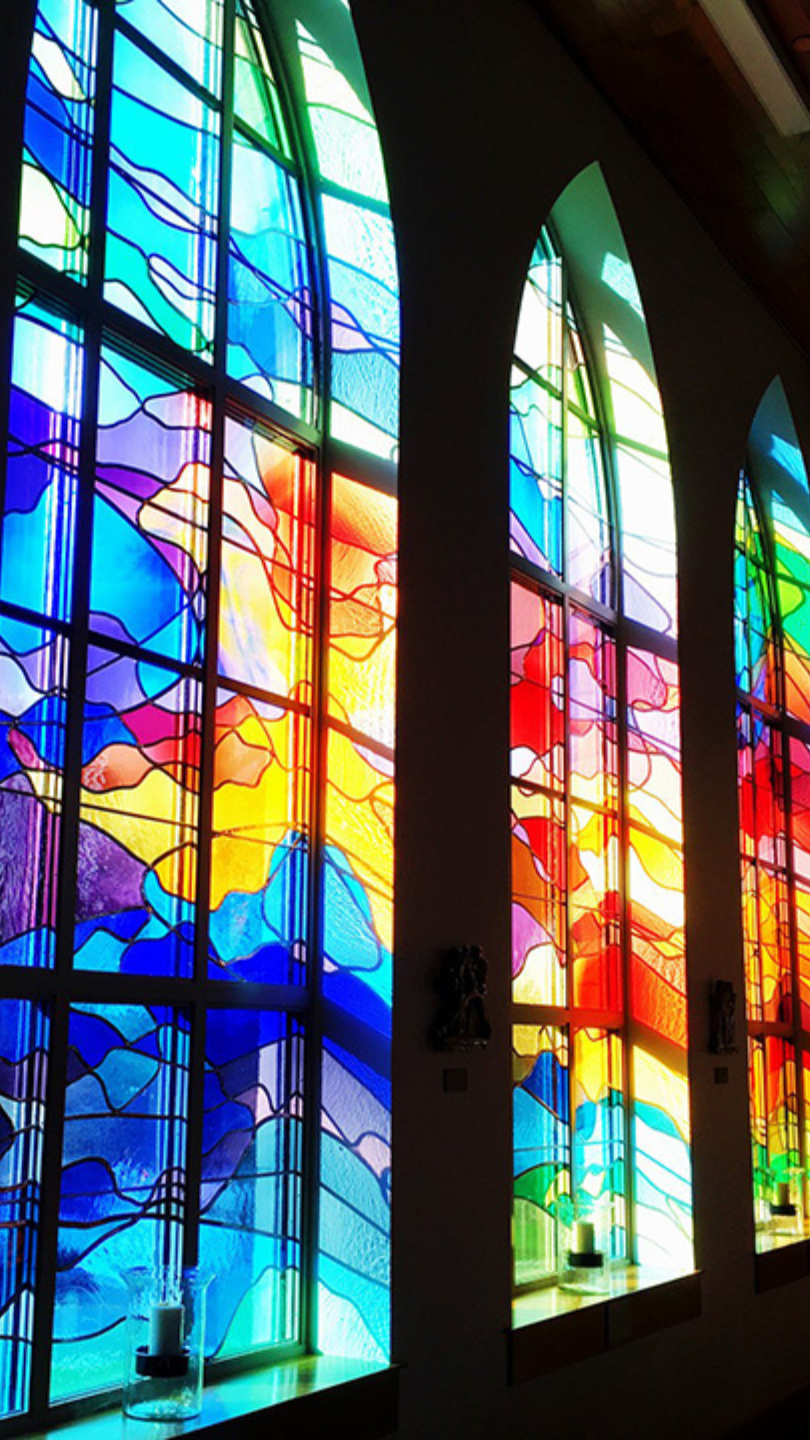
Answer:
[28,0,117,1418]
[182,0,238,1273]
[254,0,332,1357]
[0,0,37,546]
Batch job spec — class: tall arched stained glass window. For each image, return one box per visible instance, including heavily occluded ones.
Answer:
[1,0,397,1423]
[510,168,693,1301]
[736,384,810,1250]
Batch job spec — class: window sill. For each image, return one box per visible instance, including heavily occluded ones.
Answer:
[509,1268,702,1384]
[755,1236,810,1292]
[23,1357,398,1440]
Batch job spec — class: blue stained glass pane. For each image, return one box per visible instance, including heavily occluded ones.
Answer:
[0,616,67,969]
[318,1033,390,1363]
[92,346,210,664]
[200,1011,303,1359]
[115,0,224,94]
[1,293,83,624]
[105,34,219,356]
[0,1001,48,1419]
[19,0,97,281]
[51,1004,188,1403]
[74,648,200,978]
[322,196,399,460]
[227,137,313,420]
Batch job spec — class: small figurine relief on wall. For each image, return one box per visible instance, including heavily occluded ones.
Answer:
[432,944,492,1051]
[709,978,738,1054]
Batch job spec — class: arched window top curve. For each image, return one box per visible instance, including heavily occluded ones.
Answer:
[510,164,677,639]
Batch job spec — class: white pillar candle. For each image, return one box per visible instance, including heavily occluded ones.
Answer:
[149,1301,185,1357]
[575,1221,595,1254]
[776,1181,790,1208]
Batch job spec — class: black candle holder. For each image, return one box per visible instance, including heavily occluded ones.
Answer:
[567,1250,605,1269]
[135,1346,190,1380]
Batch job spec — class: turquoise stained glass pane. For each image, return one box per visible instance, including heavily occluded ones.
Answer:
[509,368,563,575]
[19,0,97,281]
[115,0,224,94]
[0,615,67,969]
[200,1011,303,1358]
[0,1001,49,1419]
[1,292,83,624]
[297,23,387,204]
[106,33,219,355]
[323,196,399,459]
[227,136,313,418]
[92,345,210,663]
[51,1005,188,1402]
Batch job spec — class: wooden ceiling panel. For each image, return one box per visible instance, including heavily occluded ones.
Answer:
[529,0,810,354]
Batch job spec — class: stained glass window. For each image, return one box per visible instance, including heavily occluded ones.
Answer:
[511,185,692,1298]
[1,0,397,1424]
[736,384,810,1249]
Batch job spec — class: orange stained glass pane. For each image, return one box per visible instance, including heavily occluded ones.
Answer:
[755,865,792,1025]
[795,881,810,1028]
[740,857,763,1020]
[324,724,394,960]
[511,787,566,1006]
[784,640,810,725]
[328,474,397,749]
[219,419,315,699]
[209,692,309,981]
[569,804,620,1011]
[510,582,564,795]
[628,827,685,1049]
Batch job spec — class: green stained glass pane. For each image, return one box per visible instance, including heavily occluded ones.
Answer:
[19,0,97,282]
[235,0,289,153]
[297,22,387,204]
[116,0,224,94]
[513,231,563,383]
[105,33,219,357]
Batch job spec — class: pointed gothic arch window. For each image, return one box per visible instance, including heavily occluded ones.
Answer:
[736,382,810,1249]
[510,168,693,1301]
[0,0,397,1423]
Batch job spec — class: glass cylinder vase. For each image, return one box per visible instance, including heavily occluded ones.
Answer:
[123,1267,211,1421]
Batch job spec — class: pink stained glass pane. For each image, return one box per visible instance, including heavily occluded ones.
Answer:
[510,582,564,795]
[568,608,617,812]
[626,648,682,845]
